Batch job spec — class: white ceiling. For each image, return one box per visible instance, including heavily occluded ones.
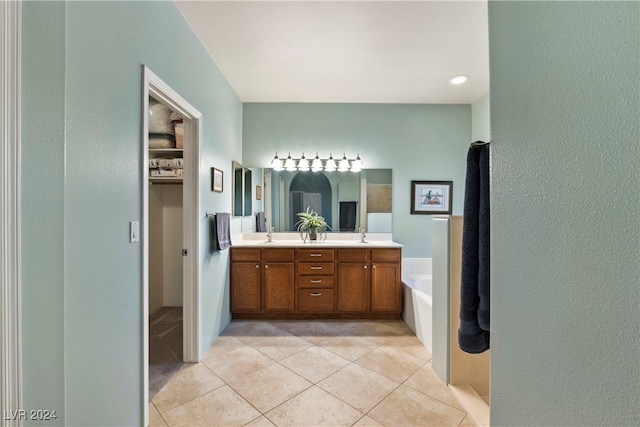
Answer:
[175,1,489,104]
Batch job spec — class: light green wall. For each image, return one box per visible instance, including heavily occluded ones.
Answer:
[471,92,490,142]
[242,103,471,257]
[21,2,66,425]
[22,1,242,424]
[489,2,639,426]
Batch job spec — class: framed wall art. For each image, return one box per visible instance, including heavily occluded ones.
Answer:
[211,167,223,192]
[410,180,452,214]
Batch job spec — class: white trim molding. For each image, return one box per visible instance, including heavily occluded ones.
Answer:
[142,66,202,426]
[1,1,23,426]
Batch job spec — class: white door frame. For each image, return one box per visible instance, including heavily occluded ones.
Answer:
[142,67,202,424]
[1,1,22,425]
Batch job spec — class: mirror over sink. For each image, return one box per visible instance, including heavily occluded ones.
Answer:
[266,168,392,233]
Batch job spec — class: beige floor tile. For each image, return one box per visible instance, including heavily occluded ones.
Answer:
[244,415,276,427]
[230,320,292,340]
[149,414,168,427]
[404,365,465,411]
[244,333,313,361]
[264,386,363,427]
[378,334,432,361]
[152,363,225,413]
[280,346,350,383]
[230,363,312,413]
[316,335,379,361]
[162,385,261,427]
[272,320,348,345]
[202,335,246,361]
[368,385,467,427]
[355,345,426,382]
[459,415,479,427]
[352,415,384,427]
[331,320,406,344]
[149,402,159,418]
[317,364,399,413]
[221,320,255,336]
[203,345,274,383]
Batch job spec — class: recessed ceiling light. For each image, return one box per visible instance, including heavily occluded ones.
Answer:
[448,75,469,85]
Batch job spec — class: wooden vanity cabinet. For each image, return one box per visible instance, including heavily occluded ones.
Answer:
[230,246,401,319]
[370,249,402,312]
[336,249,369,312]
[263,249,295,312]
[230,249,261,313]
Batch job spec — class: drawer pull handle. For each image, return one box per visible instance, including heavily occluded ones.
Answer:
[310,280,322,283]
[310,292,322,297]
[310,266,322,270]
[310,253,322,257]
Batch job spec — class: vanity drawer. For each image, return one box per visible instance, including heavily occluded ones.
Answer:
[298,249,335,262]
[298,289,335,312]
[298,262,335,275]
[263,249,295,262]
[231,248,261,262]
[297,275,334,288]
[337,249,368,263]
[371,248,401,262]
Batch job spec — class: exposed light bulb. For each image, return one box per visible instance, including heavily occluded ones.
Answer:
[298,153,310,171]
[338,153,350,172]
[284,153,297,171]
[324,154,337,172]
[271,152,284,171]
[350,153,363,172]
[311,153,323,172]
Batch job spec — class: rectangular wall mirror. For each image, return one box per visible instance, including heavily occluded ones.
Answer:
[263,168,392,233]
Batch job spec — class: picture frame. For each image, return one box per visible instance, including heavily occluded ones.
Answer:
[410,180,453,215]
[256,185,262,200]
[211,167,223,192]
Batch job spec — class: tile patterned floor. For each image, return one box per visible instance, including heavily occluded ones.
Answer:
[149,319,476,427]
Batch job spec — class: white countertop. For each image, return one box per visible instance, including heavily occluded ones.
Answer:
[232,232,402,248]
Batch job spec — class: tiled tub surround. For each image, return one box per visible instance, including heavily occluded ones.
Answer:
[149,320,477,426]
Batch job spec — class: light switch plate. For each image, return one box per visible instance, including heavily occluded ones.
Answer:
[130,221,140,243]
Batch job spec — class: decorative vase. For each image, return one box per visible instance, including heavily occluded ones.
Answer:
[308,229,318,241]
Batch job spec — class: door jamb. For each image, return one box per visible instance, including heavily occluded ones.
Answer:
[1,1,22,425]
[142,66,202,425]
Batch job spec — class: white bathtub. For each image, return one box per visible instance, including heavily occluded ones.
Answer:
[402,258,433,355]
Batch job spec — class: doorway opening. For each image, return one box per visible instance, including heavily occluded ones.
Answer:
[142,67,202,425]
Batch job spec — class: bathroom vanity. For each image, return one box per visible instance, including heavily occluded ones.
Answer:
[230,241,402,319]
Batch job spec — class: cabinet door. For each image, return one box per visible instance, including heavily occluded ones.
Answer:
[371,262,401,312]
[337,263,369,312]
[263,262,295,312]
[230,262,261,312]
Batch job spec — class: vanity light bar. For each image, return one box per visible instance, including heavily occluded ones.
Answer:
[271,152,363,172]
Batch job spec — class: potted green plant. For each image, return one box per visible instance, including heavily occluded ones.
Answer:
[295,207,331,242]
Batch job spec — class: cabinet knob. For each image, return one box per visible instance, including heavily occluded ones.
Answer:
[256,264,259,268]
[373,264,376,269]
[364,265,367,269]
[265,265,269,269]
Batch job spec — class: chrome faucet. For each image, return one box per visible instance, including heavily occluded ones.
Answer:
[359,228,367,243]
[267,227,274,243]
